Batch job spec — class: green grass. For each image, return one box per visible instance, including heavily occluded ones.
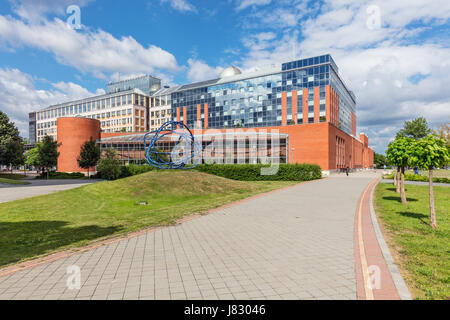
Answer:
[0,177,30,185]
[374,183,450,300]
[0,171,296,268]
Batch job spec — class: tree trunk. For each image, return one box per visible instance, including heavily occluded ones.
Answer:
[400,166,407,204]
[396,167,401,193]
[429,168,437,229]
[393,168,397,188]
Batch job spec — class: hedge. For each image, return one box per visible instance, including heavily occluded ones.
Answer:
[36,171,86,179]
[94,163,323,182]
[384,172,449,184]
[195,163,322,181]
[119,164,156,178]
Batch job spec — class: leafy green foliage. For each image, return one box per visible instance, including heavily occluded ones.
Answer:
[374,152,388,167]
[0,111,23,168]
[25,147,40,167]
[0,111,20,146]
[396,117,432,140]
[195,163,322,181]
[386,137,414,167]
[0,139,24,169]
[36,171,86,179]
[97,148,121,180]
[408,135,450,170]
[77,137,101,177]
[38,136,59,170]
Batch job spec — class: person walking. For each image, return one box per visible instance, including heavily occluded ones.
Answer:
[346,166,350,176]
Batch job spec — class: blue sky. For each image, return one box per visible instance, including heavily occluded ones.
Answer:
[0,0,449,153]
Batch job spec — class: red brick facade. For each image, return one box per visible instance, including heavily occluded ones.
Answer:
[57,117,101,173]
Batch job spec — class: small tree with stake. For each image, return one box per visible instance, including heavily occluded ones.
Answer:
[386,137,413,204]
[408,135,449,229]
[77,137,101,179]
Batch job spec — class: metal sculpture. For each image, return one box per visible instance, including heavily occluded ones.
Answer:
[144,121,202,169]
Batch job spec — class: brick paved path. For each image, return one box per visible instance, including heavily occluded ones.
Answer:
[0,173,380,300]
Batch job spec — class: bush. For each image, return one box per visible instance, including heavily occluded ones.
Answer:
[195,163,322,181]
[36,171,85,179]
[384,172,449,184]
[97,148,121,180]
[119,164,155,178]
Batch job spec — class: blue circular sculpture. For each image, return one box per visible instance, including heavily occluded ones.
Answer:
[144,121,202,169]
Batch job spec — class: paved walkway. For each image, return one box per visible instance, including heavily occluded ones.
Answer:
[0,180,100,204]
[0,172,405,300]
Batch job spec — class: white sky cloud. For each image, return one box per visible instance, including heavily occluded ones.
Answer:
[160,0,197,13]
[186,58,224,83]
[0,15,180,78]
[0,68,104,136]
[8,0,94,22]
[236,0,272,11]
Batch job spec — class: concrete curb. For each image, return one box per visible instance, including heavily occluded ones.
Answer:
[369,180,413,300]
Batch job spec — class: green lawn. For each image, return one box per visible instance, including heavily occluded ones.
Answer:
[0,171,296,268]
[374,183,450,300]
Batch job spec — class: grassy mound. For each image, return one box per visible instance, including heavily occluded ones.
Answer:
[0,171,295,267]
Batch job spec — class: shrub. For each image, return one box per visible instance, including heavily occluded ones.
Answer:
[195,163,322,181]
[36,171,85,179]
[97,148,121,180]
[384,172,449,184]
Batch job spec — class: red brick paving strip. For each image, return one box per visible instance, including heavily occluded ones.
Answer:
[354,178,401,300]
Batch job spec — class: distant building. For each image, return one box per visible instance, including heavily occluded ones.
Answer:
[107,75,161,96]
[30,54,374,173]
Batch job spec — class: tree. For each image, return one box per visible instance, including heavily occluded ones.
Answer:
[38,136,60,179]
[77,137,101,178]
[386,137,414,204]
[97,148,121,180]
[0,138,25,174]
[396,117,432,140]
[0,111,22,171]
[433,123,449,148]
[0,111,20,146]
[374,153,388,168]
[25,147,41,168]
[408,135,449,229]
